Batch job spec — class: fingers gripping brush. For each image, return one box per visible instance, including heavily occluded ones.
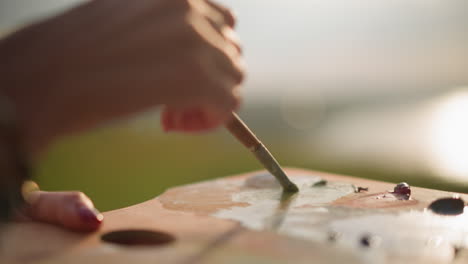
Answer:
[225,112,299,193]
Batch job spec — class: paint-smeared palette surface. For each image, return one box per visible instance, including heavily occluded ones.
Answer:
[1,168,467,264]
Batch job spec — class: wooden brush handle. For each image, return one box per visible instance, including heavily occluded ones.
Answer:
[225,112,262,151]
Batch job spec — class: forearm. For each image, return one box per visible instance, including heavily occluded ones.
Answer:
[0,30,58,158]
[0,93,30,222]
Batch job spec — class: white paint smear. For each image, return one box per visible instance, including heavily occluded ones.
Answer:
[213,173,355,231]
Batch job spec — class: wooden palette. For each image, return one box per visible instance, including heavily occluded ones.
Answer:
[1,168,468,264]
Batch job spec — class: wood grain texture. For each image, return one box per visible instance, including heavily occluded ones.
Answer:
[1,168,467,264]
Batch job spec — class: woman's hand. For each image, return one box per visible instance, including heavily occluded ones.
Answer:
[0,0,244,156]
[0,0,243,232]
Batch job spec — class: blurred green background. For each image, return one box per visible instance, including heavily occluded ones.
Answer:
[1,0,468,211]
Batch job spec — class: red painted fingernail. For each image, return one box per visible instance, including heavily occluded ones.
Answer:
[78,207,103,227]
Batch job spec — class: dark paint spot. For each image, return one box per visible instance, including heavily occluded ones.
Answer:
[429,197,465,215]
[360,234,381,248]
[454,246,462,258]
[360,236,371,247]
[312,180,327,187]
[355,186,369,193]
[452,245,468,260]
[101,229,175,246]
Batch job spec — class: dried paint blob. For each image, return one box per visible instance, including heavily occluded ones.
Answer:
[101,229,175,246]
[429,197,465,215]
[353,186,369,193]
[393,182,411,196]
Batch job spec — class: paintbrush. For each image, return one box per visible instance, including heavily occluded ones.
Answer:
[225,112,299,193]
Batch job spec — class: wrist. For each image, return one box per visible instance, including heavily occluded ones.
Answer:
[0,95,31,221]
[0,82,57,158]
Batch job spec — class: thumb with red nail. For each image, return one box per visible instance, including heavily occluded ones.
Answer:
[20,191,103,232]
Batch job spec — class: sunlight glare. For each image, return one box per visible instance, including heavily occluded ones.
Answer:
[428,90,468,180]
